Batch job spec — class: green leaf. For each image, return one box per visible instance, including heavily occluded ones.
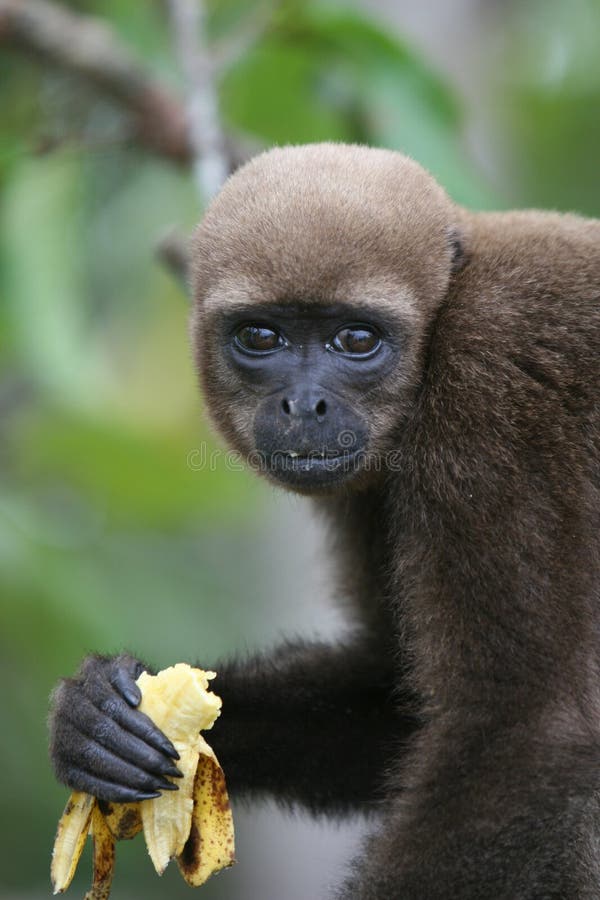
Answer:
[222,41,354,144]
[221,1,496,207]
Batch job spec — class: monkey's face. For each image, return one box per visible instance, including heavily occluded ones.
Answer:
[197,300,411,491]
[193,289,430,493]
[190,144,461,493]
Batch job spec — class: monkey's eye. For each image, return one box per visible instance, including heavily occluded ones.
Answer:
[329,325,381,357]
[234,324,285,354]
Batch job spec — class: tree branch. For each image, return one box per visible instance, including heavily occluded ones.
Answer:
[0,0,193,164]
[0,0,258,292]
[166,0,229,201]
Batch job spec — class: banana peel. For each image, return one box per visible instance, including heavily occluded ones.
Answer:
[51,664,235,897]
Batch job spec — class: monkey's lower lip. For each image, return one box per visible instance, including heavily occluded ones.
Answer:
[263,449,364,486]
[282,450,350,461]
[278,450,359,466]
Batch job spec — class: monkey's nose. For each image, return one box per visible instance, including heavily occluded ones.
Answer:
[281,395,327,422]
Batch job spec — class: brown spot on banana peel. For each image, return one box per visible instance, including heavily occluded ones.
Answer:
[177,750,235,886]
[83,804,115,900]
[97,801,142,842]
[178,822,201,877]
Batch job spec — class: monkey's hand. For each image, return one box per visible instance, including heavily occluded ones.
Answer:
[49,654,183,803]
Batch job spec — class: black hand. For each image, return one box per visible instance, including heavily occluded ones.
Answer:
[49,653,183,802]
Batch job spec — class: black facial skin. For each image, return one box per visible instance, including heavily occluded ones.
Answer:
[222,303,399,489]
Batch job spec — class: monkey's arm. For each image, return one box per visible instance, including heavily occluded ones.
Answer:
[49,639,417,815]
[207,638,417,813]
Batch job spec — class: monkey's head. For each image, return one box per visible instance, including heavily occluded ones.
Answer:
[190,143,463,494]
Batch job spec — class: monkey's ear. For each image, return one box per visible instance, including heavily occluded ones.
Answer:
[446,226,467,274]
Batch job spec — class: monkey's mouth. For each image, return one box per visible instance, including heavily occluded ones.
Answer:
[261,448,364,489]
[283,449,350,461]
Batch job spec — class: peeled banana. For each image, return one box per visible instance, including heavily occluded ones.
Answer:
[51,664,235,898]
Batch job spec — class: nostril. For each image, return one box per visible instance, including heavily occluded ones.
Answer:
[315,399,327,417]
[281,398,291,415]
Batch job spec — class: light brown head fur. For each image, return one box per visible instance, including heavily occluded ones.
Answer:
[190,143,463,468]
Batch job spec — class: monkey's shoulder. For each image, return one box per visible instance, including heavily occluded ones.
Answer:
[440,209,600,347]
[423,210,600,419]
[462,208,600,293]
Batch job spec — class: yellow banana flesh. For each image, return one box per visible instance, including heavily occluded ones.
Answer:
[51,664,235,897]
[136,665,223,874]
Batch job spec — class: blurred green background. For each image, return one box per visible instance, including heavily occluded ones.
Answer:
[1,0,600,897]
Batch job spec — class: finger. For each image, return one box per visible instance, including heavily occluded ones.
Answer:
[66,767,162,804]
[110,656,144,707]
[114,701,180,760]
[78,653,143,706]
[113,669,141,707]
[84,678,180,761]
[67,695,183,780]
[60,719,180,796]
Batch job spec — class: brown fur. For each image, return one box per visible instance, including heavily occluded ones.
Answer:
[47,144,600,900]
[189,144,600,898]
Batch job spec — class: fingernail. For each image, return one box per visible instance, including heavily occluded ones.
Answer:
[164,763,184,779]
[159,737,179,759]
[124,687,141,706]
[158,780,179,792]
[136,791,161,801]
